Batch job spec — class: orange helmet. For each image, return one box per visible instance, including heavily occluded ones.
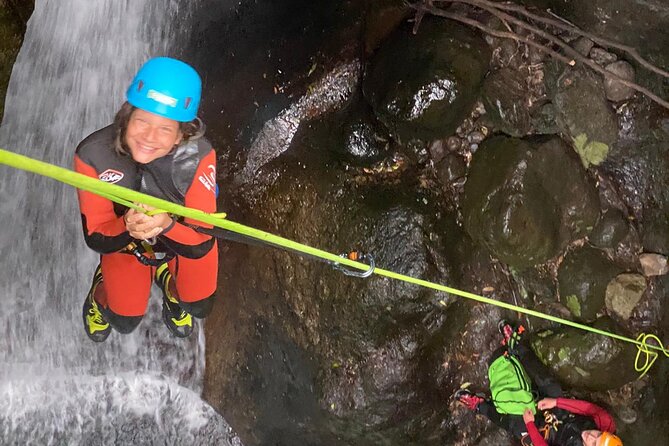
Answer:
[598,432,623,446]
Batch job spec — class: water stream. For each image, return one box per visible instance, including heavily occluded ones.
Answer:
[0,1,238,443]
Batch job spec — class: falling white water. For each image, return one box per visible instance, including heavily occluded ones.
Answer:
[0,1,239,444]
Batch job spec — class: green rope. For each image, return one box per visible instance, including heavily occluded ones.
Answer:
[1,147,667,376]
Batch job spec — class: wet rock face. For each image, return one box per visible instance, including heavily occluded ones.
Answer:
[462,136,599,268]
[530,318,638,390]
[552,68,618,167]
[588,208,629,249]
[0,1,34,121]
[364,0,411,54]
[604,61,636,102]
[601,137,669,255]
[480,68,533,137]
[527,0,669,97]
[302,94,391,166]
[605,273,647,320]
[557,246,622,321]
[206,139,462,444]
[363,18,490,142]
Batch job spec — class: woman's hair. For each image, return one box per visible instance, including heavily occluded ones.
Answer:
[112,102,205,156]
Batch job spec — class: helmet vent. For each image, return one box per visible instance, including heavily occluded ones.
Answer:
[184,97,192,109]
[137,80,144,92]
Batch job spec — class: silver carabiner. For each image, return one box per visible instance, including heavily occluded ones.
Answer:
[333,252,375,278]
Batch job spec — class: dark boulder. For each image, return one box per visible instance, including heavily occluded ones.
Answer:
[462,136,599,268]
[530,318,638,390]
[557,246,622,321]
[363,17,490,143]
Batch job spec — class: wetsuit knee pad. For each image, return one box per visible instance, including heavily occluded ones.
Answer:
[180,294,215,319]
[104,309,143,334]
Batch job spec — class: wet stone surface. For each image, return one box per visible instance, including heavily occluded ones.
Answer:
[552,68,618,167]
[462,136,599,268]
[480,68,533,137]
[530,317,638,390]
[605,273,647,320]
[557,246,622,321]
[363,17,490,143]
[588,207,629,249]
[193,1,669,444]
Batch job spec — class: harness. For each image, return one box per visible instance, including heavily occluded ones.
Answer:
[124,239,175,266]
[520,410,563,446]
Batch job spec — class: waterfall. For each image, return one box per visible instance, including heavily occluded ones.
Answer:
[0,1,239,443]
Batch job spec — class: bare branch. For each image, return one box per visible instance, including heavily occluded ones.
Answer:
[479,0,669,79]
[409,4,572,64]
[413,0,669,110]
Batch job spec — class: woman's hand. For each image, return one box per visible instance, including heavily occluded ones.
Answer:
[537,398,557,411]
[522,408,535,424]
[124,205,172,240]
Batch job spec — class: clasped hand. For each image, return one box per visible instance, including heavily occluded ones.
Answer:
[124,204,173,240]
[523,398,557,424]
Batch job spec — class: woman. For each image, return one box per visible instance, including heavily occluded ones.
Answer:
[74,57,218,342]
[454,321,623,446]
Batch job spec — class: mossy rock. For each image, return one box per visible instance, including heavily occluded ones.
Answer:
[552,69,618,167]
[557,246,622,321]
[530,317,638,390]
[588,208,629,248]
[462,136,599,268]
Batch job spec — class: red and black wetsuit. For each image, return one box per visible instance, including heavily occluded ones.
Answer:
[74,125,218,324]
[478,344,618,446]
[525,398,616,446]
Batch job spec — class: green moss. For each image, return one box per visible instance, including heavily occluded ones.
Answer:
[573,133,609,168]
[557,348,569,362]
[564,294,581,317]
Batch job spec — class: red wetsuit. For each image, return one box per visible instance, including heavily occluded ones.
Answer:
[525,398,617,446]
[74,125,218,317]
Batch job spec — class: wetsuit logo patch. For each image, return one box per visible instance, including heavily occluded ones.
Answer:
[198,164,216,193]
[99,169,124,184]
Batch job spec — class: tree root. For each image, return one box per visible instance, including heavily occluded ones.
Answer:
[408,0,669,111]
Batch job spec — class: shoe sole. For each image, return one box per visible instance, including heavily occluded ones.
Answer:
[161,304,193,338]
[82,299,111,342]
[82,266,110,343]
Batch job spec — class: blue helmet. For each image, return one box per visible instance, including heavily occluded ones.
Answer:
[126,57,201,122]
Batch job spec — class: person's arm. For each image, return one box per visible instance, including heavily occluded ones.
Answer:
[74,155,132,253]
[522,409,549,446]
[556,398,617,432]
[158,149,216,258]
[524,423,548,446]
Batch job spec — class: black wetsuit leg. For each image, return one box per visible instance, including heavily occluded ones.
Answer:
[477,401,529,439]
[511,343,562,398]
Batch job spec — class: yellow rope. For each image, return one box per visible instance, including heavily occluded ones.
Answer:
[635,333,669,378]
[0,147,666,376]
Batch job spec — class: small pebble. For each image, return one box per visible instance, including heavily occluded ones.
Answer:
[589,47,618,66]
[446,136,461,152]
[468,131,485,144]
[573,37,595,56]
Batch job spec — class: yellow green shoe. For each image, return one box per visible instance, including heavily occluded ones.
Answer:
[82,265,111,342]
[155,264,193,338]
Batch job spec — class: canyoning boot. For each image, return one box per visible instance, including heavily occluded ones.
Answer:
[454,389,485,411]
[498,319,525,350]
[155,263,193,338]
[82,264,112,342]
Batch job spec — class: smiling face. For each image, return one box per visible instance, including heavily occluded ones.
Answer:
[125,108,183,164]
[582,430,602,446]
